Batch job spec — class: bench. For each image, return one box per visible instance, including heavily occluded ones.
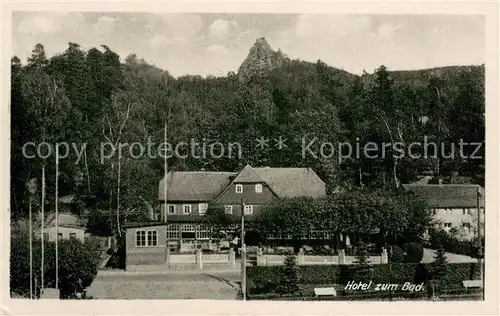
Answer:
[462,280,483,289]
[314,287,337,297]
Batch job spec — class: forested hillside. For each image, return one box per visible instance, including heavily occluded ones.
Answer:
[10,39,485,226]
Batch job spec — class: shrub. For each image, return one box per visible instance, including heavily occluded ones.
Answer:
[353,242,371,281]
[276,255,300,294]
[247,262,480,295]
[10,230,101,299]
[390,245,405,263]
[403,242,424,263]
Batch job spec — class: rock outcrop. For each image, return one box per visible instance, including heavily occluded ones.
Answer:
[237,37,285,81]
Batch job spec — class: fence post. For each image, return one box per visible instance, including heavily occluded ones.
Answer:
[298,248,305,265]
[229,248,236,268]
[256,248,266,266]
[381,248,388,264]
[196,249,203,270]
[166,247,171,266]
[339,249,346,265]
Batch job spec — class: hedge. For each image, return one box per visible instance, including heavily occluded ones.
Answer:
[247,263,480,295]
[247,288,482,301]
[428,229,484,259]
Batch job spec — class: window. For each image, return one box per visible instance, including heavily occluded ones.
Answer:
[58,233,63,239]
[198,203,208,215]
[255,184,263,193]
[183,204,192,214]
[181,224,196,232]
[167,224,180,239]
[136,230,146,246]
[444,223,452,228]
[309,230,329,239]
[463,209,466,215]
[69,233,77,239]
[433,209,437,215]
[181,224,196,239]
[147,230,158,246]
[235,184,243,193]
[135,230,157,247]
[244,204,253,215]
[224,205,233,214]
[168,204,176,214]
[462,223,471,229]
[43,233,49,241]
[196,225,211,240]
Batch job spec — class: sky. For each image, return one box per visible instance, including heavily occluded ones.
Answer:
[12,12,484,77]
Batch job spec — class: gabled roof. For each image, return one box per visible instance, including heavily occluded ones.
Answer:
[232,164,264,183]
[402,184,485,208]
[46,212,86,229]
[253,167,326,198]
[158,171,237,201]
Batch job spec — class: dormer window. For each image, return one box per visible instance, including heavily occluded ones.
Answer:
[236,184,243,193]
[255,184,263,193]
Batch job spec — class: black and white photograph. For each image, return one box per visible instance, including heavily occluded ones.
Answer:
[4,3,498,313]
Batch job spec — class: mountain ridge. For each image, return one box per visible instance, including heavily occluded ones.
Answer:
[235,36,484,83]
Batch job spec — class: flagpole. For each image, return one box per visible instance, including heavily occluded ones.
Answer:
[476,185,483,298]
[55,146,59,290]
[164,122,168,256]
[240,198,246,301]
[164,123,168,223]
[41,166,45,293]
[29,199,33,299]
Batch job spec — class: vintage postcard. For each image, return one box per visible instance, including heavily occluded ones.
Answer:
[2,1,499,315]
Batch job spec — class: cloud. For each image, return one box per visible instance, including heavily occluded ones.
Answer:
[295,15,372,39]
[154,13,203,39]
[150,35,189,48]
[17,15,61,35]
[94,15,118,35]
[207,19,238,43]
[206,44,231,57]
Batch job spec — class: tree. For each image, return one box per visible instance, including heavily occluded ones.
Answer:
[430,245,449,293]
[256,197,313,252]
[403,242,424,263]
[10,228,101,298]
[276,254,300,294]
[390,245,405,263]
[353,242,371,282]
[27,44,49,69]
[204,205,234,248]
[49,238,101,298]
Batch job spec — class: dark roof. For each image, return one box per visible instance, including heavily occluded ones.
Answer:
[402,184,485,208]
[232,164,265,183]
[253,167,326,198]
[158,166,326,201]
[158,171,236,201]
[46,212,86,229]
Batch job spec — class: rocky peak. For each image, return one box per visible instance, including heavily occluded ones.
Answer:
[237,37,285,81]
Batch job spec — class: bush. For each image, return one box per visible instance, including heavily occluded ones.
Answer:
[390,245,405,263]
[428,229,483,258]
[247,262,480,295]
[403,243,424,263]
[276,255,300,294]
[10,230,101,298]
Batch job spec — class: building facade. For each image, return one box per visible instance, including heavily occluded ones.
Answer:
[40,212,88,242]
[403,184,485,240]
[127,164,326,252]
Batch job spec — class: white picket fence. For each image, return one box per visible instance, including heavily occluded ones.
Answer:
[256,249,388,266]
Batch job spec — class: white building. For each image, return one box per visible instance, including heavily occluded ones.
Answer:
[403,184,485,240]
